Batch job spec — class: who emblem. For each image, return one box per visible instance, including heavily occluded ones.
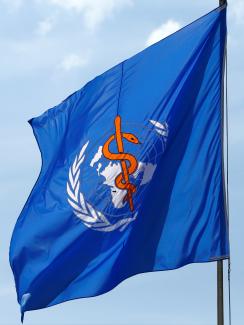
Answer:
[67,116,168,232]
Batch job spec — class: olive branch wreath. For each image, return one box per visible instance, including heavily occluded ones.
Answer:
[66,141,138,232]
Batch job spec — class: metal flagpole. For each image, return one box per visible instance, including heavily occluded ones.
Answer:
[217,260,224,325]
[219,0,226,6]
[218,1,227,325]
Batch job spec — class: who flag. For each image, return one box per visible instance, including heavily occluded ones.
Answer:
[10,5,229,319]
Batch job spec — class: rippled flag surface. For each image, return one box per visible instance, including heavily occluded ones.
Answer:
[10,5,229,319]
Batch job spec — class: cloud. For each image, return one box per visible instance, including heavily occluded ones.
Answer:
[59,53,88,71]
[1,0,134,30]
[35,17,55,36]
[146,20,182,47]
[1,0,133,30]
[48,0,133,30]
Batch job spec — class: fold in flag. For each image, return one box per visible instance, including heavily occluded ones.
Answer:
[10,5,229,319]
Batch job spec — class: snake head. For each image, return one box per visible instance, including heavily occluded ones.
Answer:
[122,132,140,144]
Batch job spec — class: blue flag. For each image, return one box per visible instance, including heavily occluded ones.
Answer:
[10,6,229,319]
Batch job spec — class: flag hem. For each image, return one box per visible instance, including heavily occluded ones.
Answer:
[21,256,229,315]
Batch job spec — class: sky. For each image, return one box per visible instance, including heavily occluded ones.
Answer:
[0,0,243,324]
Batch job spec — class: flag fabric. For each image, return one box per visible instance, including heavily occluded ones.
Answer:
[10,5,229,318]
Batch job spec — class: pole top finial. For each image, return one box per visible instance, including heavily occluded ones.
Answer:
[219,0,227,6]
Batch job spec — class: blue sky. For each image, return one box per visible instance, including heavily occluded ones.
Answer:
[0,0,243,324]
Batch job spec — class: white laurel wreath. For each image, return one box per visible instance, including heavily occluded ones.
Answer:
[67,141,138,232]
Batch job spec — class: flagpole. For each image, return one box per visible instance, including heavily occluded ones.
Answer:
[217,260,224,325]
[219,0,226,5]
[217,1,226,325]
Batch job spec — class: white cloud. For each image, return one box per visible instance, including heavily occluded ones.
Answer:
[35,17,55,36]
[59,53,88,71]
[1,0,133,30]
[146,19,182,47]
[48,0,133,30]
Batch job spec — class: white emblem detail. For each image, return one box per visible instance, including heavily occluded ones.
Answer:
[20,293,31,308]
[90,146,103,168]
[67,141,137,232]
[149,120,169,137]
